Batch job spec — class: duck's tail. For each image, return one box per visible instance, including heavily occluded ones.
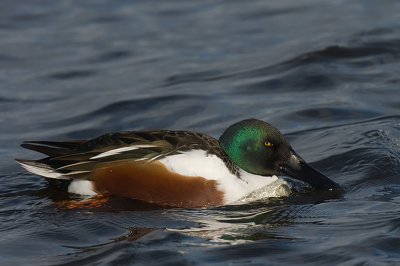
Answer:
[15,140,88,180]
[15,158,70,179]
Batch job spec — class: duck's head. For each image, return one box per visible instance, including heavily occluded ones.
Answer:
[219,119,341,191]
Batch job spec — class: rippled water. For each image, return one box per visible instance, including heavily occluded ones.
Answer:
[1,0,400,265]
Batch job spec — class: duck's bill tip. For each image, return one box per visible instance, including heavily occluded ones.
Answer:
[280,151,342,192]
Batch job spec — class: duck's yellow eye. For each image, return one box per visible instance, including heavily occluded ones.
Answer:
[264,141,272,147]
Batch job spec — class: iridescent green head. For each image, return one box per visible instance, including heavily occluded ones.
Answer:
[219,119,291,176]
[219,118,342,192]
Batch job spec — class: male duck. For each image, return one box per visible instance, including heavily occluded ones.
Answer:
[16,119,341,207]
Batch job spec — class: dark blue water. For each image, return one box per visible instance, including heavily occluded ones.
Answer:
[1,0,400,265]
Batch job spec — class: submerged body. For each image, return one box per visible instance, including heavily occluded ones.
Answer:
[16,119,341,207]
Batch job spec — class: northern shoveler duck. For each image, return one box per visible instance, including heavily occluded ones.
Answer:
[16,119,341,207]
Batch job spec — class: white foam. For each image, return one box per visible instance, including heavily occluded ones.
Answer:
[235,178,292,203]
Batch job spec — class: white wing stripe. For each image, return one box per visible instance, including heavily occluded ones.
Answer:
[90,145,157,159]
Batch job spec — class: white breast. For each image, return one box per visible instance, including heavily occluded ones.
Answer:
[158,150,288,203]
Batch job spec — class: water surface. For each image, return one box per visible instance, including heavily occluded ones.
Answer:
[1,0,400,265]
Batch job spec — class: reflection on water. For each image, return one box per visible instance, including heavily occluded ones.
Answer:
[1,0,400,265]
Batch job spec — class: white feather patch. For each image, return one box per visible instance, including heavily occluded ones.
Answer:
[90,145,157,159]
[68,180,97,196]
[158,150,283,203]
